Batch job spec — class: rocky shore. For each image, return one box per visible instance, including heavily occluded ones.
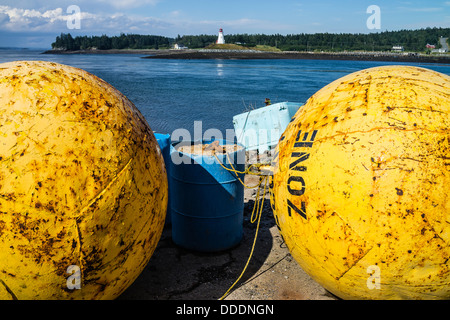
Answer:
[43,48,450,64]
[141,49,450,63]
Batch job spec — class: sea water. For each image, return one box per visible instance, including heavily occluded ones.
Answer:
[1,48,449,137]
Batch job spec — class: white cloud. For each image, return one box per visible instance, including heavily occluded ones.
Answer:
[0,0,160,11]
[0,6,70,31]
[0,5,295,38]
[169,10,182,17]
[0,5,170,34]
[94,0,160,9]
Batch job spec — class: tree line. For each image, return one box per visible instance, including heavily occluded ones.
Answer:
[52,33,171,50]
[52,27,448,52]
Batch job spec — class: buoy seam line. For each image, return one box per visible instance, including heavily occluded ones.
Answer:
[73,213,155,287]
[0,279,18,300]
[73,157,133,284]
[74,218,84,286]
[396,106,448,114]
[20,131,137,217]
[0,155,158,279]
[0,158,132,220]
[288,205,447,282]
[285,199,371,268]
[335,246,374,281]
[285,233,374,283]
[75,157,133,220]
[71,159,165,287]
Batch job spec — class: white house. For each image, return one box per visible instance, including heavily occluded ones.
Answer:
[392,45,404,52]
[174,43,188,50]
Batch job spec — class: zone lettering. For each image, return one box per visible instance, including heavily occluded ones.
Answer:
[287,130,318,220]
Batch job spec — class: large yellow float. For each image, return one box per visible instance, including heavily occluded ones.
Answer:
[271,66,450,299]
[0,61,167,299]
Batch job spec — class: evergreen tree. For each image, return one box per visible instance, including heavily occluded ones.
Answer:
[51,28,449,52]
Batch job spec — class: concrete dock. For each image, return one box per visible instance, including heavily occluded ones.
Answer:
[119,174,337,301]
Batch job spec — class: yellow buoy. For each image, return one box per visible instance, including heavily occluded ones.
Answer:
[271,65,450,300]
[0,61,167,299]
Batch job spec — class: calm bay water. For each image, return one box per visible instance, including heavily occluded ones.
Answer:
[1,48,449,137]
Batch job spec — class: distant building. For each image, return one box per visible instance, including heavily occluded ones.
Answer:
[216,28,225,44]
[174,43,188,50]
[392,45,404,52]
[426,44,436,49]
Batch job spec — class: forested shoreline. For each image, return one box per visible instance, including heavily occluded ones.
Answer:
[52,27,448,52]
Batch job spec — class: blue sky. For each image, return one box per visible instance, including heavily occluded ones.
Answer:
[0,0,449,48]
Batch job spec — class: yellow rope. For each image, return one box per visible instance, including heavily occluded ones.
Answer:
[218,175,268,300]
[211,148,273,300]
[213,152,270,189]
[250,176,264,224]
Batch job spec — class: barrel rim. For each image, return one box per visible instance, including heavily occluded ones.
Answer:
[171,139,245,160]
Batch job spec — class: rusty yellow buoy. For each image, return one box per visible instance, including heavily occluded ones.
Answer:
[271,66,450,300]
[0,61,167,299]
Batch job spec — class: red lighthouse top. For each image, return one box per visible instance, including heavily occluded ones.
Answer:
[219,28,223,32]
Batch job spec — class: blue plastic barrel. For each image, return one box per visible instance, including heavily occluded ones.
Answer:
[154,133,172,226]
[170,139,245,252]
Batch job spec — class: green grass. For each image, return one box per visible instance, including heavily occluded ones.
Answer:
[205,43,251,50]
[254,45,281,52]
[204,43,281,52]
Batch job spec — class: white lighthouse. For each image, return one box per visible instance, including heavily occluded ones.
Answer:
[216,28,225,44]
